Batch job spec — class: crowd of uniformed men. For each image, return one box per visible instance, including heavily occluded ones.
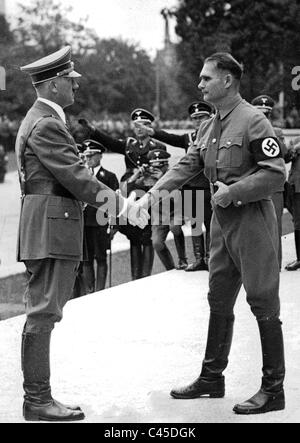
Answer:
[73,95,300,296]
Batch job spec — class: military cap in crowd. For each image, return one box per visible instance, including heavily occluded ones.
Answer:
[188,101,215,118]
[251,95,275,113]
[20,46,81,85]
[131,108,155,123]
[82,139,107,156]
[147,148,171,163]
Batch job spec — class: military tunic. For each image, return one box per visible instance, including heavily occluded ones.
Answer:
[150,95,286,320]
[15,100,125,331]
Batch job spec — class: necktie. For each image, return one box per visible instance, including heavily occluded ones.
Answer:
[204,111,222,185]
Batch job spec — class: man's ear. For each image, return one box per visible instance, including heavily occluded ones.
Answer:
[224,73,234,89]
[49,80,58,94]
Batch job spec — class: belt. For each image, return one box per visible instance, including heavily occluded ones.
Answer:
[24,180,75,199]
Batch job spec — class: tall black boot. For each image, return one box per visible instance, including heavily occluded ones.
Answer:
[174,230,188,270]
[285,230,300,271]
[96,261,108,291]
[170,313,234,399]
[141,244,154,277]
[22,330,85,422]
[185,234,207,271]
[130,244,142,280]
[233,318,285,415]
[155,246,175,270]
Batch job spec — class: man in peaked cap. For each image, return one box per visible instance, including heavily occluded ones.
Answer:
[251,94,288,270]
[134,100,215,272]
[81,139,119,293]
[15,47,149,422]
[142,148,188,271]
[78,107,167,280]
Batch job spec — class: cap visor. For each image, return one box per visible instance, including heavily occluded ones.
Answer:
[64,70,82,78]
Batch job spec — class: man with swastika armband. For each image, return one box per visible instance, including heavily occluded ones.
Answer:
[79,109,167,280]
[135,101,215,272]
[251,95,288,270]
[137,53,287,415]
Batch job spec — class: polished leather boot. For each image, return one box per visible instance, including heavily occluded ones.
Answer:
[156,246,175,270]
[174,230,188,270]
[233,318,285,415]
[285,230,300,271]
[130,244,142,280]
[141,244,154,277]
[185,235,208,271]
[170,313,234,399]
[22,330,85,422]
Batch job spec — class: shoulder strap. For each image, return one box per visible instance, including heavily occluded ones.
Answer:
[16,114,56,195]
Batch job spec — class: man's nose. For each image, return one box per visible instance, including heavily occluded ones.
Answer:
[198,80,204,91]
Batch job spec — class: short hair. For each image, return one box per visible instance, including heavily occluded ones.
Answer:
[204,52,243,80]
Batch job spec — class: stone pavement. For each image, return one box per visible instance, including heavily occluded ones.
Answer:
[0,234,299,423]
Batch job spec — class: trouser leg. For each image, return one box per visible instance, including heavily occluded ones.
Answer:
[82,261,95,294]
[96,260,108,291]
[171,224,187,269]
[271,192,284,269]
[141,244,154,277]
[130,243,143,280]
[170,213,241,399]
[152,225,175,270]
[22,259,84,421]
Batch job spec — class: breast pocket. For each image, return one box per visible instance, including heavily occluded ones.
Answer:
[47,204,82,257]
[217,136,243,168]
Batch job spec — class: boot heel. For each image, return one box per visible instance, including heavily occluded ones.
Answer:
[209,392,225,398]
[23,405,39,422]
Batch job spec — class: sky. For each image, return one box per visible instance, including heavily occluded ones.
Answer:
[6,0,179,56]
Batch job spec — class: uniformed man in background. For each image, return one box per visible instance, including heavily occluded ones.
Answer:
[136,101,215,271]
[251,95,288,269]
[284,135,300,270]
[137,52,286,415]
[15,46,148,422]
[79,109,169,279]
[143,148,188,271]
[82,139,119,292]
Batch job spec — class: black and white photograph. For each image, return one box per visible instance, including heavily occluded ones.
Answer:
[0,0,299,426]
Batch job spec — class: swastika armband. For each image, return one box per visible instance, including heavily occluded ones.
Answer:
[250,137,282,162]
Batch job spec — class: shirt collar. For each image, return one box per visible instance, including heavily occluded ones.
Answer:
[93,165,102,177]
[37,98,66,124]
[218,94,243,120]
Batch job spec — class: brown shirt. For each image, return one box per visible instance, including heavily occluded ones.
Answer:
[151,94,286,206]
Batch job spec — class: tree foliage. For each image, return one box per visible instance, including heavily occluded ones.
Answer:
[0,0,156,121]
[173,0,300,107]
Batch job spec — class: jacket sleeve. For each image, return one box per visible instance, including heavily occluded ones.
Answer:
[228,113,287,205]
[150,142,204,196]
[30,118,125,215]
[153,129,189,150]
[91,128,126,155]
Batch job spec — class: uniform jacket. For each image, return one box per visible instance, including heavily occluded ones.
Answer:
[152,129,210,190]
[84,167,119,227]
[91,128,166,180]
[285,135,300,192]
[15,100,124,261]
[150,95,286,206]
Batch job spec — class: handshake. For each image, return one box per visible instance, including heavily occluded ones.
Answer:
[120,191,151,229]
